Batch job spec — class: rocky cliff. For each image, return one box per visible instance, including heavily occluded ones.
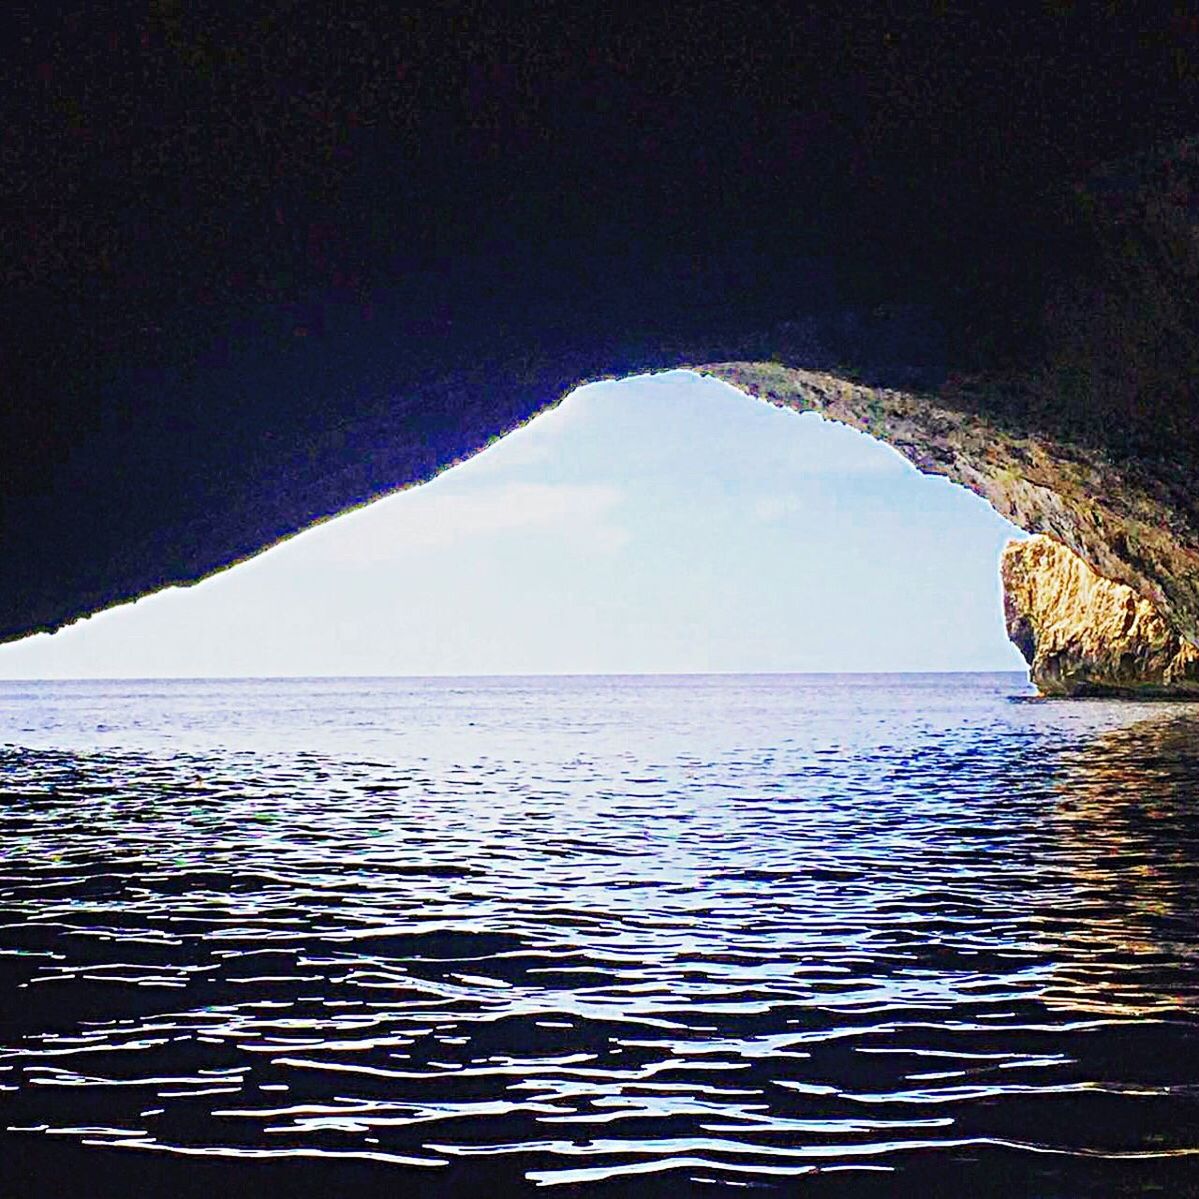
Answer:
[1001,536,1199,697]
[702,363,1199,697]
[704,363,1199,649]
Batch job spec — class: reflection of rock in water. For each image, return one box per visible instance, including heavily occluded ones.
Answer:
[1002,536,1199,697]
[1042,710,1199,1016]
[1054,711,1199,829]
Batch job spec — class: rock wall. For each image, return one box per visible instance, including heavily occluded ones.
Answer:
[703,363,1199,651]
[1001,536,1199,697]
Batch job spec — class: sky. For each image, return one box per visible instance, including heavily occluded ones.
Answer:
[0,371,1029,678]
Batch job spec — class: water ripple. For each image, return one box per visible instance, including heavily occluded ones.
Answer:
[2,675,1198,1193]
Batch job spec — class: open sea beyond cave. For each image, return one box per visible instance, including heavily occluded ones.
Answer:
[1,674,1197,1197]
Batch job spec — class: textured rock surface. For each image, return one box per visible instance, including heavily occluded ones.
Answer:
[1001,536,1199,697]
[704,363,1199,648]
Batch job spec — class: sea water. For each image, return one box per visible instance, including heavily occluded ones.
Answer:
[1,674,1197,1195]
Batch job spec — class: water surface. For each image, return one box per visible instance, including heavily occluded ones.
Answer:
[2,674,1198,1195]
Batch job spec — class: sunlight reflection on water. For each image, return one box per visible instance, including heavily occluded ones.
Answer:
[1,674,1198,1194]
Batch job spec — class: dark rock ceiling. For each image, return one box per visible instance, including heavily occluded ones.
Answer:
[2,6,1197,643]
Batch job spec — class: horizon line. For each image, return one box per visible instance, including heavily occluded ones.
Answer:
[0,668,1032,684]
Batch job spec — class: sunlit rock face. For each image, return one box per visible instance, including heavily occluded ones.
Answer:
[1001,536,1199,697]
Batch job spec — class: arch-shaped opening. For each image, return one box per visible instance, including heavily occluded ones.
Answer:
[2,357,1196,697]
[0,369,1033,688]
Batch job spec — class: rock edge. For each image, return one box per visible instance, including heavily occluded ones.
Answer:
[1001,535,1199,697]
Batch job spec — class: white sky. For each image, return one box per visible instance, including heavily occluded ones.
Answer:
[0,371,1029,678]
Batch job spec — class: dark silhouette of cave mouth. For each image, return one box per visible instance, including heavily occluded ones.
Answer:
[4,9,1197,697]
[2,354,1196,665]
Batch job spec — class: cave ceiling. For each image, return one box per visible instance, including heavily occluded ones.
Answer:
[2,6,1197,645]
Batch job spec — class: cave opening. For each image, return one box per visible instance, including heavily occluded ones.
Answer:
[0,370,1028,682]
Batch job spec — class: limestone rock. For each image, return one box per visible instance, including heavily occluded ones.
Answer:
[1001,535,1199,697]
[705,362,1199,648]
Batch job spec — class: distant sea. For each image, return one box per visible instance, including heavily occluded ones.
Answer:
[2,674,1198,1196]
